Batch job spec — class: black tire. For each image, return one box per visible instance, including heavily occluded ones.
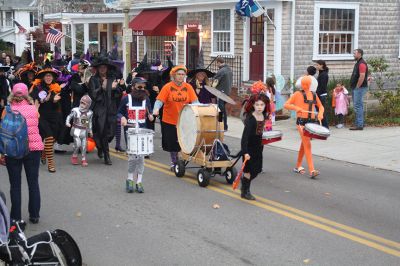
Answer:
[225,167,238,184]
[174,160,186,177]
[197,169,210,187]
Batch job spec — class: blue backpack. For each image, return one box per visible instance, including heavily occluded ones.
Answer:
[0,106,29,159]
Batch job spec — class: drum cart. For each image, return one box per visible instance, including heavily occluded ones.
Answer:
[174,138,242,188]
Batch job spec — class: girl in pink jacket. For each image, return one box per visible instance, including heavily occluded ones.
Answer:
[5,83,43,224]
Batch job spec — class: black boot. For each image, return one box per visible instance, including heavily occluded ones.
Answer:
[104,151,112,165]
[241,178,255,201]
[97,148,104,159]
[246,180,256,200]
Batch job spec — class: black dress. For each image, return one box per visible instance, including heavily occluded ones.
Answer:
[31,84,63,140]
[241,115,265,177]
[88,74,124,151]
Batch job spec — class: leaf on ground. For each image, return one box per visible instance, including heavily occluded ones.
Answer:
[285,190,291,193]
[75,211,82,218]
[324,192,331,196]
[212,204,220,209]
[303,258,311,264]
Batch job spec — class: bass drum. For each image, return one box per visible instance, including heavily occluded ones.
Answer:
[177,104,224,154]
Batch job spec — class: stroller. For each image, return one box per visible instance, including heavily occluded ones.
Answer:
[0,191,82,266]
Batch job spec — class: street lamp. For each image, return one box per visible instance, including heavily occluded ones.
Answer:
[104,0,133,77]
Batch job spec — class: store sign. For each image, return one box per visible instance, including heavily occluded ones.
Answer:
[43,22,62,34]
[104,0,120,8]
[164,42,172,56]
[133,30,144,36]
[187,22,199,29]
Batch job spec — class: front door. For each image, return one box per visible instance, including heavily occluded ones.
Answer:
[249,15,264,81]
[186,31,199,70]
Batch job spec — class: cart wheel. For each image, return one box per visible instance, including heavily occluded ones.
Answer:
[197,169,210,187]
[225,167,238,184]
[174,160,186,178]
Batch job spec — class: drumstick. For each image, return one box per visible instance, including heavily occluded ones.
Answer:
[232,158,248,190]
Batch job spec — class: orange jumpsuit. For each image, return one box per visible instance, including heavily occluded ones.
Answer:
[284,76,324,176]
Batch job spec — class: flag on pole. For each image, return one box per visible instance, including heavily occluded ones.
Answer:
[46,28,64,44]
[235,0,265,18]
[13,20,27,33]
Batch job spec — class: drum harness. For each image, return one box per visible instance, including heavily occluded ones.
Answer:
[296,90,317,126]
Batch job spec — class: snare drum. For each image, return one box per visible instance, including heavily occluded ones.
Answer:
[126,128,155,155]
[303,123,330,140]
[262,130,283,145]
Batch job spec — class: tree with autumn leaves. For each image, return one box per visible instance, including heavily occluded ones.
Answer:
[26,28,50,63]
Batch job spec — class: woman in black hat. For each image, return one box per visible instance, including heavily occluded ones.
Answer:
[88,57,125,165]
[30,66,62,173]
[187,68,215,104]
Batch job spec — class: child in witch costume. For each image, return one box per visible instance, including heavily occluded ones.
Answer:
[65,95,93,167]
[118,77,154,193]
[241,93,271,200]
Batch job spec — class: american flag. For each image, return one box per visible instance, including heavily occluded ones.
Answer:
[13,20,27,33]
[46,28,64,44]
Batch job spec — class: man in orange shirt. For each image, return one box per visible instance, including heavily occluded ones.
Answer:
[284,76,324,178]
[153,66,199,169]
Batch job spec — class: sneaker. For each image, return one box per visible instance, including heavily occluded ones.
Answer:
[136,183,144,193]
[336,124,344,129]
[71,156,79,165]
[54,143,67,153]
[170,163,175,172]
[115,146,126,153]
[81,159,88,167]
[126,179,134,193]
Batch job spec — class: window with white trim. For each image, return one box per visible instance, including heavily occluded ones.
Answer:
[29,12,39,27]
[212,9,232,54]
[313,3,359,60]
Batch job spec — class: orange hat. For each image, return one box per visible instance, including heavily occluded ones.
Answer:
[250,80,267,94]
[170,65,187,76]
[301,76,312,91]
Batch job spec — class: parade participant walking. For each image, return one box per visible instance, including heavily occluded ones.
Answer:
[153,66,199,170]
[70,59,91,108]
[66,95,93,167]
[0,65,11,108]
[284,76,324,178]
[30,65,62,173]
[88,57,124,165]
[118,77,154,193]
[212,58,233,130]
[5,83,43,223]
[188,68,214,104]
[332,82,349,128]
[315,60,329,129]
[349,49,368,130]
[241,93,270,200]
[14,62,39,89]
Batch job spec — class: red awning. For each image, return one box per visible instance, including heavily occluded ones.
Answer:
[129,9,177,36]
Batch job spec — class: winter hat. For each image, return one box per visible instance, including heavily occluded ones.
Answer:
[12,83,28,97]
[301,76,312,91]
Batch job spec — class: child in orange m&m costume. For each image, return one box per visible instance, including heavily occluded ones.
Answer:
[284,76,324,178]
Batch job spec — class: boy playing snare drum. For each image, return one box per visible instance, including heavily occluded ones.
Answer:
[118,77,154,193]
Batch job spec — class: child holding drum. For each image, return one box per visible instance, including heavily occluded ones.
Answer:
[284,76,324,179]
[241,93,271,200]
[119,77,154,193]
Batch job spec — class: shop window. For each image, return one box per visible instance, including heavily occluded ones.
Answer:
[146,36,176,66]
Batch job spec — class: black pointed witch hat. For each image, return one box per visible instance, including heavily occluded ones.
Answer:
[187,49,214,78]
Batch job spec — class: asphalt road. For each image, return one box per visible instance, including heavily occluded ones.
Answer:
[0,130,399,265]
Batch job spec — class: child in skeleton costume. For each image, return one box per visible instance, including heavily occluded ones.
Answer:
[118,77,154,193]
[66,95,93,167]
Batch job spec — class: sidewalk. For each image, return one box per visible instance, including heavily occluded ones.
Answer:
[225,116,400,172]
